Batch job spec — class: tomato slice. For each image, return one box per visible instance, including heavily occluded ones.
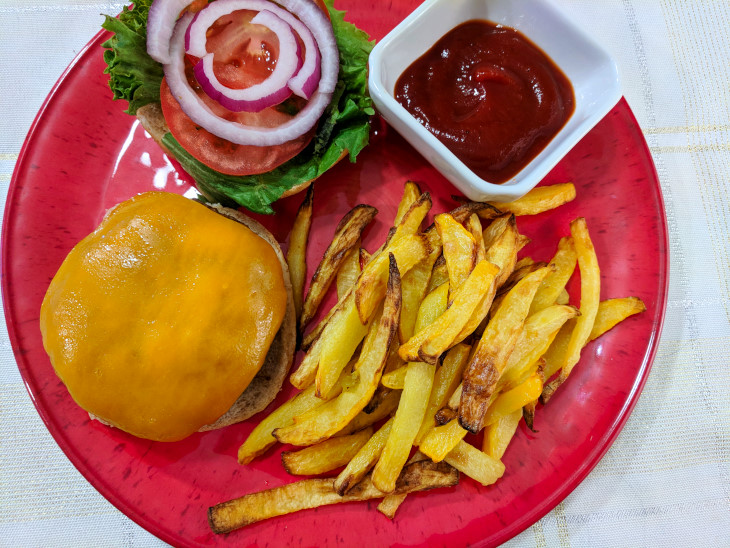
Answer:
[160,9,316,176]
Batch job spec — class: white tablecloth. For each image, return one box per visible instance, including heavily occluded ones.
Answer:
[1,1,729,546]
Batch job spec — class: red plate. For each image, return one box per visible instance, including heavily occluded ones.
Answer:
[2,2,667,546]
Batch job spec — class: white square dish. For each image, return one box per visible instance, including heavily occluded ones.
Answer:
[368,0,622,202]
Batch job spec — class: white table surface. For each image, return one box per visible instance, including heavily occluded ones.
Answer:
[1,1,729,546]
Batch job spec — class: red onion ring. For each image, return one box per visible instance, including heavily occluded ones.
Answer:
[164,13,337,146]
[192,9,303,112]
[184,0,329,100]
[147,0,193,64]
[280,7,321,98]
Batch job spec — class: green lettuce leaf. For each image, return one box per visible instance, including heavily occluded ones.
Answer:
[102,0,374,214]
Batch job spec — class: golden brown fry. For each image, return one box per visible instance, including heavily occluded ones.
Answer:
[448,200,502,224]
[499,304,579,390]
[529,236,577,315]
[395,282,449,361]
[275,256,401,446]
[238,381,335,465]
[337,244,361,300]
[482,213,512,249]
[426,255,449,293]
[334,419,393,495]
[394,181,422,226]
[376,451,429,518]
[460,266,551,433]
[487,183,576,216]
[415,343,471,444]
[482,374,542,427]
[401,261,500,364]
[381,365,407,390]
[444,440,505,486]
[208,460,459,534]
[287,185,314,322]
[482,409,522,459]
[542,218,600,400]
[589,297,646,341]
[391,192,432,242]
[556,287,570,305]
[399,251,439,343]
[338,389,401,436]
[281,428,373,476]
[541,296,646,397]
[419,417,468,462]
[465,214,486,262]
[355,233,431,323]
[301,204,377,330]
[435,213,477,291]
[485,214,519,290]
[373,360,435,492]
[316,292,371,398]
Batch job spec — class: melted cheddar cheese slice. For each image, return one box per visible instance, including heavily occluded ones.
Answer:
[40,192,286,442]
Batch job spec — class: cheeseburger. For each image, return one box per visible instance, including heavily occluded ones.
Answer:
[40,192,295,442]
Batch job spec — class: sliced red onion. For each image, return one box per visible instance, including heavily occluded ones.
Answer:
[278,7,321,98]
[165,13,336,146]
[192,10,302,112]
[185,0,273,58]
[146,0,193,64]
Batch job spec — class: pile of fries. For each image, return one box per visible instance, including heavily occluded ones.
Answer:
[208,182,646,534]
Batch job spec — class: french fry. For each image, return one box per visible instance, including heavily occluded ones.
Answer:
[556,287,570,305]
[482,409,522,459]
[455,216,520,341]
[301,204,378,330]
[419,417,468,462]
[316,292,371,398]
[484,214,519,290]
[460,266,551,433]
[238,380,337,465]
[426,255,449,293]
[400,261,500,364]
[435,213,477,291]
[529,236,577,315]
[447,200,501,224]
[415,343,471,444]
[589,297,646,341]
[381,366,407,389]
[282,428,373,476]
[487,183,576,216]
[290,321,326,388]
[287,185,313,322]
[482,213,512,249]
[394,181,422,226]
[338,389,401,436]
[209,460,459,534]
[396,282,449,361]
[399,251,439,343]
[334,419,394,495]
[373,361,435,492]
[542,296,646,387]
[481,374,543,427]
[392,192,432,243]
[499,304,579,390]
[465,213,487,262]
[337,244,361,300]
[376,451,429,518]
[274,256,401,446]
[356,233,431,323]
[444,440,505,486]
[542,218,600,401]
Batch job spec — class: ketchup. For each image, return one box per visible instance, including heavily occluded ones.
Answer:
[395,20,575,184]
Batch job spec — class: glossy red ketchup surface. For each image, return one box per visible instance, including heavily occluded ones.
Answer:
[395,20,575,184]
